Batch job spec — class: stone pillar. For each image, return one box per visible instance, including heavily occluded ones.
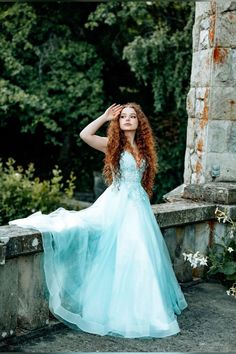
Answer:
[184,0,236,201]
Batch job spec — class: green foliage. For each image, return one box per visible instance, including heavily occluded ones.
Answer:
[86,1,194,114]
[0,2,104,184]
[0,1,194,201]
[0,158,76,225]
[0,3,104,136]
[85,1,194,201]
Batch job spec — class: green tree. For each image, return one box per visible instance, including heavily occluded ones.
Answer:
[0,2,104,189]
[0,1,194,202]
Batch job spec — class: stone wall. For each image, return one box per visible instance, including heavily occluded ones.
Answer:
[0,200,233,341]
[184,0,236,185]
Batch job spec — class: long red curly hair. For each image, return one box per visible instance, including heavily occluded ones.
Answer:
[102,102,158,199]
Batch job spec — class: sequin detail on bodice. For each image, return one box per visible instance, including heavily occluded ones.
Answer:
[111,151,148,201]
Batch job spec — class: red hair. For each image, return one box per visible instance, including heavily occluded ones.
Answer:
[102,102,158,199]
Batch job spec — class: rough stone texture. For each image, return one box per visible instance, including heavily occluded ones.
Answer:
[212,51,236,87]
[205,153,236,182]
[210,87,236,118]
[1,282,236,353]
[153,200,216,227]
[214,3,236,48]
[207,120,230,153]
[0,258,18,340]
[0,226,43,259]
[163,226,193,283]
[184,0,236,186]
[190,49,212,86]
[184,182,236,204]
[17,254,49,330]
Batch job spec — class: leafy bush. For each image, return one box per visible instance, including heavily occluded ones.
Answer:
[0,158,76,225]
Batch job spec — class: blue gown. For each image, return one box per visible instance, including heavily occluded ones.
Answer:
[9,150,187,338]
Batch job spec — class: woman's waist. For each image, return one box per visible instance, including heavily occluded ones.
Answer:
[111,179,148,201]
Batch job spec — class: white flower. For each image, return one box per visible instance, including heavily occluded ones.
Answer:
[227,247,234,253]
[229,230,234,239]
[199,258,208,266]
[186,254,193,262]
[183,251,208,268]
[226,290,230,296]
[182,252,187,261]
[190,258,198,268]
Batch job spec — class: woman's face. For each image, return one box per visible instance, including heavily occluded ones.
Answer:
[119,107,139,131]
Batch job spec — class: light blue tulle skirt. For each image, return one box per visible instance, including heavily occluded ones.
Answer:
[9,181,188,338]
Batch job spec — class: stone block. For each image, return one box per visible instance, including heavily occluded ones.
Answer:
[184,147,192,184]
[186,88,196,118]
[195,1,212,20]
[195,222,211,254]
[183,184,204,201]
[200,17,210,31]
[153,200,216,228]
[228,121,236,152]
[184,182,236,204]
[191,49,212,87]
[209,87,236,121]
[217,0,236,13]
[182,224,196,253]
[162,183,185,203]
[195,87,210,128]
[0,258,18,340]
[213,222,227,245]
[191,172,206,185]
[207,120,230,153]
[215,6,236,48]
[193,21,200,53]
[17,254,49,330]
[206,152,236,182]
[0,225,43,259]
[173,257,193,283]
[212,49,236,87]
[199,29,210,50]
[185,118,195,149]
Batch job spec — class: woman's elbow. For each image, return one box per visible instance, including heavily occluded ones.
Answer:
[79,131,86,140]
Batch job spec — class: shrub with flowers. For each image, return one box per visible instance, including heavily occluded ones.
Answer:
[0,158,76,226]
[183,207,236,299]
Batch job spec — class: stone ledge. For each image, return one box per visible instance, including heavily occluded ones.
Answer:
[0,226,42,260]
[1,200,235,260]
[152,200,217,228]
[184,182,236,205]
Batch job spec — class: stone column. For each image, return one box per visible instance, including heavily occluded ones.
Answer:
[183,0,236,203]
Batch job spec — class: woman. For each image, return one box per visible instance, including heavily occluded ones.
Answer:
[9,102,188,338]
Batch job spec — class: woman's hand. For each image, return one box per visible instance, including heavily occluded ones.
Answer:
[79,103,123,153]
[104,103,123,121]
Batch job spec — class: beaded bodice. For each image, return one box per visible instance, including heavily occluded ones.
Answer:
[111,151,148,201]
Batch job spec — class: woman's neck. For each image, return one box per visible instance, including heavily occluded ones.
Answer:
[124,131,136,146]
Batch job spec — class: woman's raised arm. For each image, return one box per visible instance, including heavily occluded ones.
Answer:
[79,104,122,153]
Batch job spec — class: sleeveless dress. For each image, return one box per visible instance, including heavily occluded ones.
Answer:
[9,150,188,338]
